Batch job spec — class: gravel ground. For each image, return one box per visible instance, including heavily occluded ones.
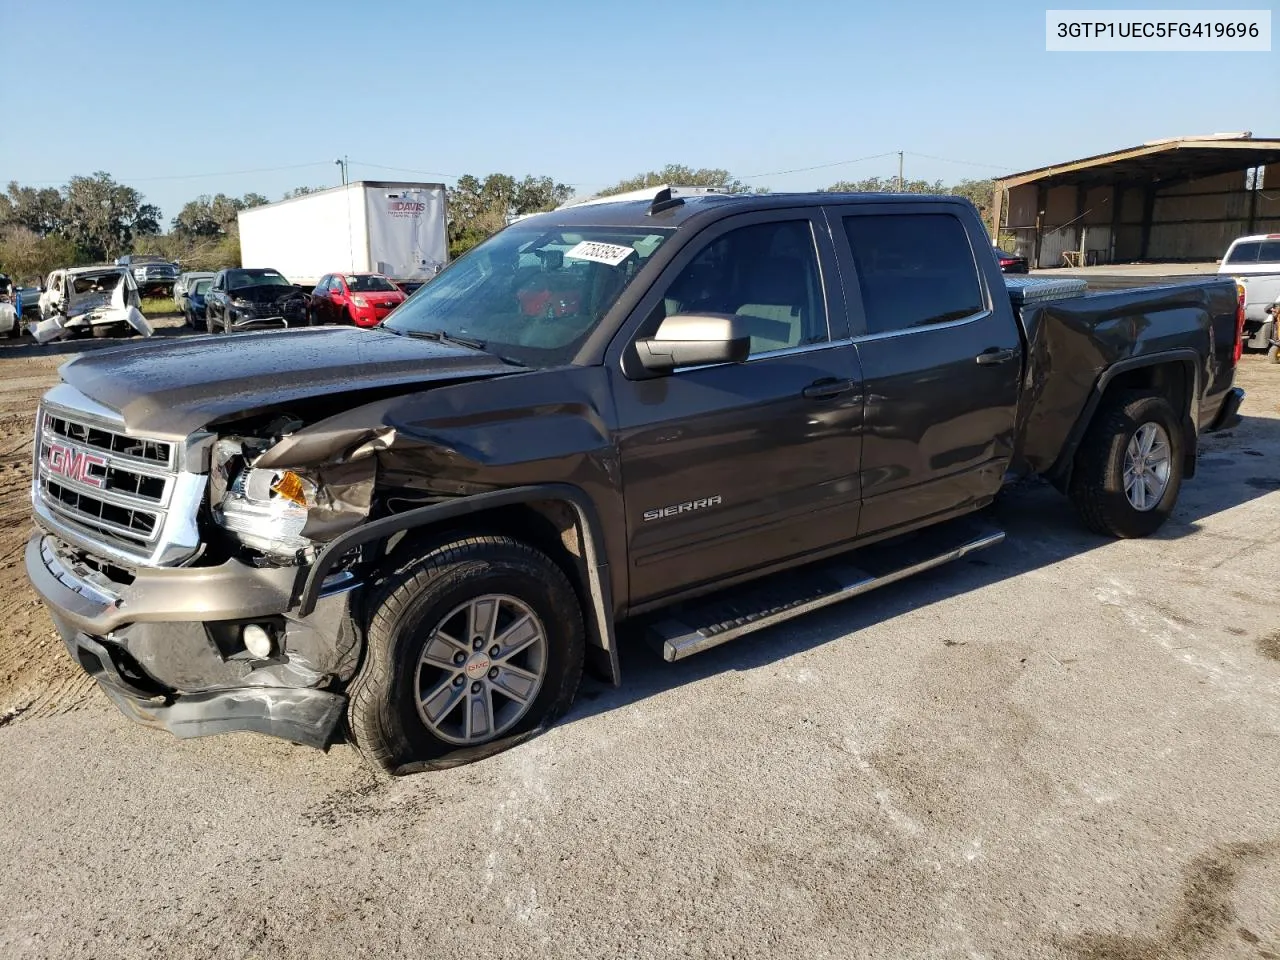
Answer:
[0,342,1277,959]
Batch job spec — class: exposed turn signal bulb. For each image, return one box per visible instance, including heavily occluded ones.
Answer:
[270,471,308,506]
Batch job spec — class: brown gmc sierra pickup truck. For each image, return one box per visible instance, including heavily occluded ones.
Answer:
[25,188,1245,773]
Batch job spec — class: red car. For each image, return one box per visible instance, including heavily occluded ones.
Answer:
[309,273,406,327]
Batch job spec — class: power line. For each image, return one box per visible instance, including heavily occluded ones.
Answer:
[741,152,898,180]
[347,160,464,180]
[348,160,608,191]
[903,151,1014,171]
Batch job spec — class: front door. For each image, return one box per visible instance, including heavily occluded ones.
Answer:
[610,211,864,606]
[828,203,1022,538]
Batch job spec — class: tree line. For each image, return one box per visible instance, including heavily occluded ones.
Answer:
[0,165,998,281]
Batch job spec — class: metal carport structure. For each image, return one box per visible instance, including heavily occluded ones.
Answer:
[992,134,1280,269]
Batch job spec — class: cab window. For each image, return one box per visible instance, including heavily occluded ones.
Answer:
[656,220,828,356]
[842,213,985,335]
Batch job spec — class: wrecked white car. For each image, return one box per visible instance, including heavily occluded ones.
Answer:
[34,266,153,344]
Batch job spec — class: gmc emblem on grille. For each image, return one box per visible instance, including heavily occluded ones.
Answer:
[44,442,107,488]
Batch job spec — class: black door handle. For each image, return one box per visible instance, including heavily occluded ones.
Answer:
[802,378,858,400]
[975,347,1016,366]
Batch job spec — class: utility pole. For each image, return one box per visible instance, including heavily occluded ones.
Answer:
[335,155,349,186]
[897,151,904,192]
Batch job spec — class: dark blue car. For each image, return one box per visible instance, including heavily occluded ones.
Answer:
[185,278,213,329]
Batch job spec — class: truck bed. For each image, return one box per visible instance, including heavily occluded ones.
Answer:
[1008,276,1241,480]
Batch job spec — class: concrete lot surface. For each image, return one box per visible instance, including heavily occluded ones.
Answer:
[0,344,1277,959]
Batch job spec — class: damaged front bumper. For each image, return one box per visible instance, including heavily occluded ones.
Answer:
[228,315,292,331]
[25,533,361,748]
[31,307,153,344]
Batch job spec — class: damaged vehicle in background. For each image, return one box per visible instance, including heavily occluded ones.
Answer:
[0,274,20,338]
[115,254,180,298]
[22,189,1245,776]
[203,267,311,333]
[33,266,153,342]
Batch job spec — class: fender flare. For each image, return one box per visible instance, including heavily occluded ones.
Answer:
[1049,348,1202,487]
[296,483,620,685]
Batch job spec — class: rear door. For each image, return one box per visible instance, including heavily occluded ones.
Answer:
[827,202,1021,538]
[610,210,864,606]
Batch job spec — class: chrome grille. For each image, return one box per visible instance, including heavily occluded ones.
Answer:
[42,411,173,468]
[36,410,173,556]
[32,386,207,567]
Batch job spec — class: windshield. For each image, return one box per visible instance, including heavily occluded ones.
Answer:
[227,268,292,290]
[384,225,673,366]
[71,272,124,294]
[193,280,212,294]
[348,274,399,293]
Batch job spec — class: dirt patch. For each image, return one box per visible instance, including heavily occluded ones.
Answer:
[302,767,441,829]
[0,352,99,724]
[1065,839,1279,960]
[1258,631,1280,662]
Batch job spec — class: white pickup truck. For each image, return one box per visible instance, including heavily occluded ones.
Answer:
[1219,234,1280,360]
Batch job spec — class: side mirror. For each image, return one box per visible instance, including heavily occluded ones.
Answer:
[635,313,752,374]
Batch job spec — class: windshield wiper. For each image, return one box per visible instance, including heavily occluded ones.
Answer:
[402,328,488,351]
[390,327,525,367]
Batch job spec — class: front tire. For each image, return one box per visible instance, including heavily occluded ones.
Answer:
[1069,391,1183,538]
[347,536,585,773]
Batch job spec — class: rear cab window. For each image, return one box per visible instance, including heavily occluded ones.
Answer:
[1226,241,1262,265]
[839,212,986,336]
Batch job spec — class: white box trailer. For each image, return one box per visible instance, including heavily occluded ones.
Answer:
[237,181,448,287]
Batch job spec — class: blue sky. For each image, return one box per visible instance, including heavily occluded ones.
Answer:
[3,0,1275,223]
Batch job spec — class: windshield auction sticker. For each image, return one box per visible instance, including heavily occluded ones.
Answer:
[564,241,635,267]
[1046,9,1270,50]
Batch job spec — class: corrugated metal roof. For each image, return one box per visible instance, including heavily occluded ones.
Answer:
[998,136,1280,188]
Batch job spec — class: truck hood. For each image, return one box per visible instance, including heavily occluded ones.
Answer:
[58,327,518,438]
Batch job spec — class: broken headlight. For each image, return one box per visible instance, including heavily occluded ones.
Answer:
[213,439,317,562]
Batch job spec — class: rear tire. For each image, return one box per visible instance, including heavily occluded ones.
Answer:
[1069,391,1183,538]
[347,535,585,774]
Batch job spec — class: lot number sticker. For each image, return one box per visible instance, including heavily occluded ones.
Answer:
[564,241,635,267]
